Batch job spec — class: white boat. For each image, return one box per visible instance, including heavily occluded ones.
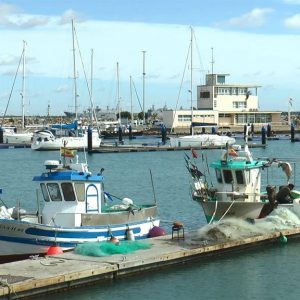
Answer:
[31,126,102,150]
[0,151,160,262]
[170,132,235,147]
[2,127,33,144]
[186,126,300,223]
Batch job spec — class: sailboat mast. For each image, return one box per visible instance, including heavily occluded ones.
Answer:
[211,47,215,107]
[21,40,26,130]
[90,48,94,124]
[71,19,78,120]
[130,75,133,123]
[142,50,146,125]
[190,27,193,134]
[117,62,121,125]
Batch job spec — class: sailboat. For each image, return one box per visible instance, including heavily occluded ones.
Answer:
[169,29,235,148]
[31,20,101,151]
[2,41,33,144]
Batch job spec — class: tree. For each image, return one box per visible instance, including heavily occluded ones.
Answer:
[116,111,131,120]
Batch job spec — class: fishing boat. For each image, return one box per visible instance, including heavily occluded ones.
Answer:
[0,149,160,262]
[186,126,300,223]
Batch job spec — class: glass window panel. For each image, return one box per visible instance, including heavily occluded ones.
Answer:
[61,182,76,201]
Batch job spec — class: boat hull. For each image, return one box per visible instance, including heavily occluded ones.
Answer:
[170,135,236,147]
[0,217,159,262]
[31,136,102,150]
[200,201,265,223]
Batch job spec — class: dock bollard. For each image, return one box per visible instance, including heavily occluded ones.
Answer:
[87,126,93,152]
[291,124,295,143]
[261,126,266,145]
[118,126,123,143]
[0,127,3,144]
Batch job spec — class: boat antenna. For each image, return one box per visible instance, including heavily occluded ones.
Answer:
[149,169,157,204]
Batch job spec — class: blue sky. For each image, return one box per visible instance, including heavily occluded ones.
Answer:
[1,0,300,115]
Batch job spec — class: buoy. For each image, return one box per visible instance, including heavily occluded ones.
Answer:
[279,233,288,244]
[109,236,120,245]
[148,226,166,238]
[126,227,135,241]
[46,245,63,255]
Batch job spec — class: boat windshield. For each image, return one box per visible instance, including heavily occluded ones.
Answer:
[61,183,76,201]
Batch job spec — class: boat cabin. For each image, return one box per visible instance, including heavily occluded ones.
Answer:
[210,148,266,202]
[33,160,104,227]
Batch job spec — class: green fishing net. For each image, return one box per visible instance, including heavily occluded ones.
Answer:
[75,240,152,257]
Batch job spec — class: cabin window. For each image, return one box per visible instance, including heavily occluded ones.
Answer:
[216,169,222,183]
[47,183,62,201]
[223,170,233,184]
[235,170,244,184]
[74,183,85,201]
[40,183,50,202]
[61,182,76,201]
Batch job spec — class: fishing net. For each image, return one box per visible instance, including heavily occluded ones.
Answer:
[75,240,152,257]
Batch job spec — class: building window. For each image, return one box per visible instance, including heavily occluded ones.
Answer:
[214,100,217,108]
[233,101,247,109]
[200,91,210,98]
[178,115,192,122]
[235,114,272,124]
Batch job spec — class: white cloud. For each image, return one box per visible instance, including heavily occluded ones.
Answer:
[225,8,274,28]
[284,14,300,28]
[55,85,70,93]
[0,3,49,28]
[0,54,20,66]
[58,9,86,25]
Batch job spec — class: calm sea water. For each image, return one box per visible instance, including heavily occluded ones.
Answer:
[1,138,300,299]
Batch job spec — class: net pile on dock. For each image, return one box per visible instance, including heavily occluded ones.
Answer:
[75,240,152,257]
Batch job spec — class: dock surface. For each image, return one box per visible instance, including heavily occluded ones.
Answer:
[1,227,299,299]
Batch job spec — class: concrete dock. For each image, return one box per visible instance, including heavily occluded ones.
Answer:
[1,227,300,299]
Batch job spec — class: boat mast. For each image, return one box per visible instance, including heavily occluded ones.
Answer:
[190,27,193,135]
[142,50,146,125]
[21,40,26,130]
[211,47,215,111]
[117,62,121,125]
[130,75,133,123]
[90,48,94,125]
[71,19,78,120]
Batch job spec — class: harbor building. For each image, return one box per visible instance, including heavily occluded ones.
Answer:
[162,73,282,132]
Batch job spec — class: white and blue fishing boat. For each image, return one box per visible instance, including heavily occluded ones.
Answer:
[186,126,300,223]
[0,149,159,262]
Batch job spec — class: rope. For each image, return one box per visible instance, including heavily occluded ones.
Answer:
[1,46,24,127]
[208,201,218,224]
[218,201,235,223]
[170,41,191,133]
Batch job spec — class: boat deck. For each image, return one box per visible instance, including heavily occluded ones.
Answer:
[1,227,300,299]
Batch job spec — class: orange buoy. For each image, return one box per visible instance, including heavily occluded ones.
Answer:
[46,245,63,255]
[109,236,120,245]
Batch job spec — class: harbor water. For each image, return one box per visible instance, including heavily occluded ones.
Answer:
[1,138,300,299]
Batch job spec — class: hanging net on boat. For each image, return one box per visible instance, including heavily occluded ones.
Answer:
[74,240,152,257]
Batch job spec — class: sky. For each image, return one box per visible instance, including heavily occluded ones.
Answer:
[1,0,300,116]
